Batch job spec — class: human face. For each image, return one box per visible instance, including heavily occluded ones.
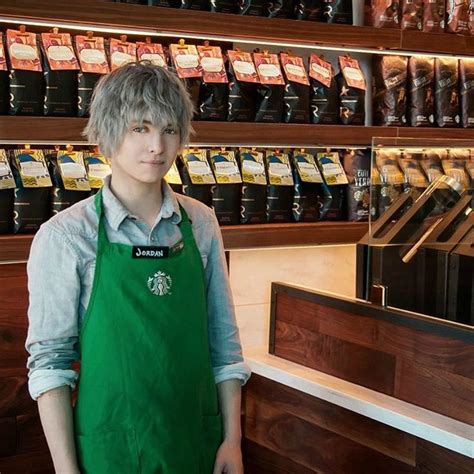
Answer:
[110,120,181,186]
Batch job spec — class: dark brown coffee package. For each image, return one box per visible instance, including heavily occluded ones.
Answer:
[446,0,470,33]
[180,149,215,207]
[309,55,338,124]
[323,0,353,23]
[209,150,242,225]
[6,29,44,116]
[10,149,52,233]
[0,34,8,115]
[227,50,258,122]
[408,56,435,127]
[422,0,445,32]
[181,0,210,10]
[435,58,460,128]
[295,0,323,20]
[238,149,267,224]
[375,149,405,215]
[265,151,294,222]
[373,55,408,126]
[398,152,429,198]
[364,0,401,27]
[254,52,285,122]
[149,0,181,7]
[442,149,470,191]
[420,149,445,183]
[370,166,382,220]
[210,0,238,12]
[337,56,366,125]
[401,0,423,29]
[238,0,266,15]
[280,53,310,123]
[343,149,371,221]
[268,0,293,17]
[460,59,474,128]
[470,0,474,34]
[117,0,148,3]
[77,73,100,117]
[0,150,15,233]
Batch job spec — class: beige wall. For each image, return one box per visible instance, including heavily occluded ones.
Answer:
[229,244,357,349]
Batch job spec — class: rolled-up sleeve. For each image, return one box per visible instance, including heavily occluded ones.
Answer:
[204,214,251,386]
[26,223,81,400]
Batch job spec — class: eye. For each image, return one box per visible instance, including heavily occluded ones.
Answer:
[132,126,148,133]
[163,127,177,135]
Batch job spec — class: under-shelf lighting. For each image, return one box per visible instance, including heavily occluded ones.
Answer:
[1,17,473,61]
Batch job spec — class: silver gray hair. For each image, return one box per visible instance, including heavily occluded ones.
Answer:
[84,62,195,157]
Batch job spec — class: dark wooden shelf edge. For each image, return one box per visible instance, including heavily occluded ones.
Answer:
[0,222,368,261]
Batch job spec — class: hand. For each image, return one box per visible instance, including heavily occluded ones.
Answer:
[212,440,244,474]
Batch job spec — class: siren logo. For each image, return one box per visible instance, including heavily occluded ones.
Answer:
[147,271,172,296]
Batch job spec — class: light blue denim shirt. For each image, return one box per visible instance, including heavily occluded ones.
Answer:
[26,176,251,400]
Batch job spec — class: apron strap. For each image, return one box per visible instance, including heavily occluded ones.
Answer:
[178,204,194,241]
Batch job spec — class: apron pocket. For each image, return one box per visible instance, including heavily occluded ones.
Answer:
[200,414,223,473]
[76,428,140,474]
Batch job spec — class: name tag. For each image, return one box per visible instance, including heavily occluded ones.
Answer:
[132,246,169,259]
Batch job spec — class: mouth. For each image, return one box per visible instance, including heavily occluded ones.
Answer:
[141,160,166,166]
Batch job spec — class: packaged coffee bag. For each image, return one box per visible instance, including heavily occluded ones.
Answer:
[0,149,15,233]
[442,149,470,190]
[11,148,52,233]
[280,53,310,123]
[265,150,294,222]
[337,56,366,125]
[84,150,112,192]
[446,0,470,33]
[209,149,242,224]
[398,151,429,199]
[238,0,266,15]
[375,148,405,215]
[322,0,353,23]
[41,31,79,117]
[109,36,137,71]
[435,58,460,128]
[227,50,259,122]
[6,28,44,116]
[181,0,210,10]
[317,150,348,220]
[254,51,285,122]
[460,59,474,128]
[268,0,293,17]
[149,0,181,7]
[364,0,400,27]
[238,148,267,223]
[370,165,382,220]
[465,156,474,185]
[210,0,238,13]
[75,33,109,118]
[47,148,91,215]
[292,150,330,221]
[309,55,338,124]
[170,41,203,117]
[197,44,228,121]
[408,56,435,127]
[294,0,323,20]
[164,161,183,194]
[422,0,445,32]
[373,55,408,126]
[343,149,371,221]
[137,40,167,68]
[181,149,215,207]
[401,0,423,29]
[0,34,8,115]
[470,0,474,34]
[420,149,445,183]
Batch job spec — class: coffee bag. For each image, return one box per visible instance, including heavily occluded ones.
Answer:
[294,0,323,20]
[322,0,353,23]
[181,0,210,10]
[422,0,445,33]
[0,149,15,233]
[254,51,285,122]
[84,151,112,192]
[209,149,242,224]
[408,56,435,127]
[238,0,266,15]
[75,34,109,117]
[164,161,183,194]
[401,0,423,29]
[0,34,8,115]
[7,29,44,116]
[210,0,238,13]
[148,0,181,7]
[373,55,408,126]
[198,45,228,121]
[265,150,294,222]
[309,55,338,124]
[435,58,460,128]
[343,149,371,221]
[398,152,429,198]
[370,165,382,220]
[460,59,474,128]
[227,50,258,122]
[137,40,167,68]
[442,149,470,191]
[238,149,267,223]
[181,149,215,207]
[420,150,445,183]
[268,0,293,17]
[337,56,366,125]
[375,149,405,215]
[446,0,470,33]
[280,53,310,123]
[364,0,400,27]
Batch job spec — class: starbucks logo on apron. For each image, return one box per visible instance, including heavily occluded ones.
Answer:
[147,271,172,296]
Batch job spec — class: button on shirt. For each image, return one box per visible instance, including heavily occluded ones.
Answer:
[26,176,251,400]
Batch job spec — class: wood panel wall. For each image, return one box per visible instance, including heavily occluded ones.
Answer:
[270,285,474,425]
[243,374,474,473]
[0,263,54,474]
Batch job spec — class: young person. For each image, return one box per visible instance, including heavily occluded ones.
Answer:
[26,62,251,474]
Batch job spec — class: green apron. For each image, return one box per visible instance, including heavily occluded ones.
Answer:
[74,190,223,473]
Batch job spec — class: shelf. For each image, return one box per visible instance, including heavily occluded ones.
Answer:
[0,0,472,57]
[0,117,473,147]
[0,222,368,261]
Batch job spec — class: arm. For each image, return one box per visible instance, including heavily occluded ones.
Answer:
[37,386,80,474]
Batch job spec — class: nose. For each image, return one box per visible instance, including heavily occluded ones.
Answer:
[149,130,164,155]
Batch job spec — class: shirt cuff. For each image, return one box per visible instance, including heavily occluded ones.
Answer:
[213,361,252,386]
[28,368,79,401]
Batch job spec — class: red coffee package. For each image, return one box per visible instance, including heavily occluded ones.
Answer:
[422,0,445,33]
[446,0,470,34]
[364,0,400,27]
[401,0,423,29]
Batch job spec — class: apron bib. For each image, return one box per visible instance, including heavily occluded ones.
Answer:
[74,190,222,473]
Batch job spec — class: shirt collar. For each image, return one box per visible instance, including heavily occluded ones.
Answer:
[101,175,182,231]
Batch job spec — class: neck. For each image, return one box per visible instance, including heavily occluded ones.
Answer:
[109,173,163,229]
